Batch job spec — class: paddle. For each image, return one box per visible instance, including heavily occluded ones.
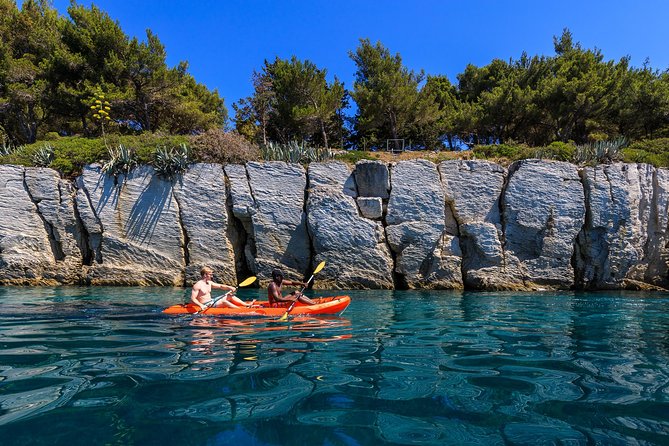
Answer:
[278,261,326,321]
[196,275,257,314]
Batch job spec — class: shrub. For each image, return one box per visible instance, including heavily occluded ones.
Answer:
[621,148,669,167]
[535,141,576,162]
[188,129,260,164]
[625,138,669,155]
[0,140,20,156]
[333,150,380,163]
[472,143,531,162]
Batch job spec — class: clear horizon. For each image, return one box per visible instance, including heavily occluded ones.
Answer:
[51,0,669,122]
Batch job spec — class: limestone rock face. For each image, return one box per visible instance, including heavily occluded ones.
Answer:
[644,168,669,287]
[355,160,390,198]
[224,163,256,274]
[503,160,585,289]
[173,163,235,285]
[1,159,667,290]
[307,162,394,289]
[24,167,85,283]
[75,164,185,285]
[245,161,310,283]
[577,164,669,289]
[357,197,383,219]
[440,160,513,289]
[386,160,462,289]
[0,165,57,284]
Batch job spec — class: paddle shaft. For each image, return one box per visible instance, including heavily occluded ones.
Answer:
[278,261,325,321]
[196,290,232,314]
[195,276,257,314]
[283,275,314,312]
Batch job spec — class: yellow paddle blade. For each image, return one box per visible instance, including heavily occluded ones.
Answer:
[238,276,257,287]
[278,312,289,321]
[313,261,326,274]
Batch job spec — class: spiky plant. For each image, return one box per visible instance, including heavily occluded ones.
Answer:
[261,140,334,163]
[575,137,628,164]
[102,144,136,177]
[0,141,19,156]
[32,144,55,167]
[153,144,191,178]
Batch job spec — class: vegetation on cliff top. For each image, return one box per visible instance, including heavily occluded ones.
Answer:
[1,1,669,177]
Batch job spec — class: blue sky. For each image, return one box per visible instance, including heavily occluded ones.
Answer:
[52,0,669,118]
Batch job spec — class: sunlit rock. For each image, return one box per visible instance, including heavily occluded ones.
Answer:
[386,160,462,289]
[0,165,57,284]
[173,163,236,285]
[245,161,310,283]
[75,164,184,285]
[577,163,669,289]
[307,161,394,289]
[503,159,585,289]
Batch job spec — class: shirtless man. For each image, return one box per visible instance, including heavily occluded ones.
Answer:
[191,267,250,310]
[268,268,316,307]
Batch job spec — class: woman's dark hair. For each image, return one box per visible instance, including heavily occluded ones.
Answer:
[271,269,283,280]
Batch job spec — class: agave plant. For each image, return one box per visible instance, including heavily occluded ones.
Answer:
[261,140,334,163]
[0,141,20,156]
[575,137,627,164]
[102,144,136,177]
[153,143,191,178]
[32,144,55,167]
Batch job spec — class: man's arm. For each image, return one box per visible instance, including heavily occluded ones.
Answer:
[212,281,236,292]
[282,279,306,287]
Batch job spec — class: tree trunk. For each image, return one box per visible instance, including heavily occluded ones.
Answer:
[320,119,328,148]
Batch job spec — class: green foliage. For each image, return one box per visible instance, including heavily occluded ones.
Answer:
[261,141,333,163]
[472,143,531,161]
[234,57,346,148]
[0,1,227,145]
[333,150,380,163]
[349,39,423,146]
[621,138,669,167]
[153,143,191,178]
[32,144,55,167]
[625,138,669,154]
[102,144,136,177]
[188,129,260,164]
[535,141,576,161]
[0,140,20,156]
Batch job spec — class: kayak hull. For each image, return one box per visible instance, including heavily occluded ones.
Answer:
[163,295,350,317]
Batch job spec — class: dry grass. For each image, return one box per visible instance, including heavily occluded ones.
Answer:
[351,149,477,164]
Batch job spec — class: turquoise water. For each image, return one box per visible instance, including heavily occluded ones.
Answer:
[1,288,669,445]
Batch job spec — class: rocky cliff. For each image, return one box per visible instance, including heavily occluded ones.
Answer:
[1,159,668,290]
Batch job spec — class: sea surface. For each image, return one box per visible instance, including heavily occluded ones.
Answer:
[1,287,669,445]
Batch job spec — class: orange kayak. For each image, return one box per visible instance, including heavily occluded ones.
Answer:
[163,295,351,317]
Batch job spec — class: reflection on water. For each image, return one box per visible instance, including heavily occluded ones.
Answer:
[1,287,669,445]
